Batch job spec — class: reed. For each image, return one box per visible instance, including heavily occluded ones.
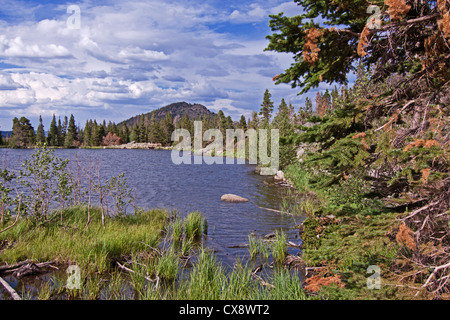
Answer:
[184,211,207,240]
[272,231,287,264]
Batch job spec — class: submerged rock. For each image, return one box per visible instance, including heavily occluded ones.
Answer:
[220,194,249,203]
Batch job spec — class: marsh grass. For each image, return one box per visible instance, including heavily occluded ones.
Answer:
[272,231,287,264]
[248,235,270,260]
[2,205,311,300]
[171,247,311,300]
[184,211,207,240]
[0,206,167,275]
[156,248,179,282]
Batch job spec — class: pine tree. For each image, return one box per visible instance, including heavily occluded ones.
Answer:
[161,112,174,146]
[148,112,163,143]
[10,117,35,148]
[248,111,259,129]
[47,114,58,146]
[225,116,234,130]
[36,115,46,145]
[267,0,450,296]
[90,120,97,146]
[297,99,313,125]
[95,123,105,146]
[83,120,92,146]
[138,114,147,143]
[273,98,293,138]
[259,89,274,128]
[64,114,77,148]
[121,123,130,144]
[238,115,247,130]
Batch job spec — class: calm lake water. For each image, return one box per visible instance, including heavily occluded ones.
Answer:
[0,148,303,265]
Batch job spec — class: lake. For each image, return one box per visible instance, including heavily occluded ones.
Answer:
[0,148,303,265]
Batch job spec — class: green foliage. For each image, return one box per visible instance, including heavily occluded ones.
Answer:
[272,230,287,264]
[18,146,71,224]
[259,89,274,128]
[36,116,46,145]
[0,166,18,225]
[104,173,135,217]
[326,176,383,216]
[9,116,36,148]
[184,211,207,241]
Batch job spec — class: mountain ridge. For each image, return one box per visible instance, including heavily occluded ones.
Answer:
[120,102,216,128]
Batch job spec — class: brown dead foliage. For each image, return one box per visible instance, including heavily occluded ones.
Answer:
[302,28,323,66]
[357,25,370,57]
[385,0,411,21]
[102,132,123,146]
[352,132,369,150]
[396,222,416,251]
[304,274,345,293]
[437,0,450,38]
[403,139,441,151]
[420,168,431,184]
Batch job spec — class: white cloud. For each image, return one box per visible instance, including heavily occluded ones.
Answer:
[118,47,169,62]
[229,3,267,23]
[0,72,23,90]
[0,36,72,58]
[0,0,317,128]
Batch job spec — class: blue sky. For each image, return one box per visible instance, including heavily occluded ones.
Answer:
[0,0,335,130]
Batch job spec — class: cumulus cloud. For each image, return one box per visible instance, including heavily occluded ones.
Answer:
[0,72,23,90]
[0,0,311,129]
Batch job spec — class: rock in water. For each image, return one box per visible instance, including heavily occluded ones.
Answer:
[220,194,249,203]
[274,170,285,181]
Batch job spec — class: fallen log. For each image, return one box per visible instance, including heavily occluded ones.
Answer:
[0,260,57,278]
[0,276,21,300]
[0,260,32,273]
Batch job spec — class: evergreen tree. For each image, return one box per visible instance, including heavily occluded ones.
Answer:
[36,115,46,145]
[162,112,174,146]
[298,97,313,125]
[64,114,77,148]
[238,115,247,130]
[10,117,35,148]
[259,89,274,128]
[267,0,450,296]
[225,116,234,130]
[273,98,293,138]
[57,117,67,147]
[215,110,226,134]
[47,114,58,146]
[83,120,92,146]
[131,123,140,143]
[121,123,130,144]
[95,124,105,146]
[148,113,163,143]
[138,114,147,143]
[248,111,259,129]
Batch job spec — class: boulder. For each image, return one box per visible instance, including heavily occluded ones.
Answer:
[274,170,285,181]
[220,194,249,203]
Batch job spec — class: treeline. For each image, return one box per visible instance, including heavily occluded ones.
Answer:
[2,90,335,154]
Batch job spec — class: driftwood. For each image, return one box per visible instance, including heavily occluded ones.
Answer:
[116,261,159,290]
[227,240,301,249]
[0,260,57,279]
[0,276,21,300]
[0,260,32,273]
[256,205,293,215]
